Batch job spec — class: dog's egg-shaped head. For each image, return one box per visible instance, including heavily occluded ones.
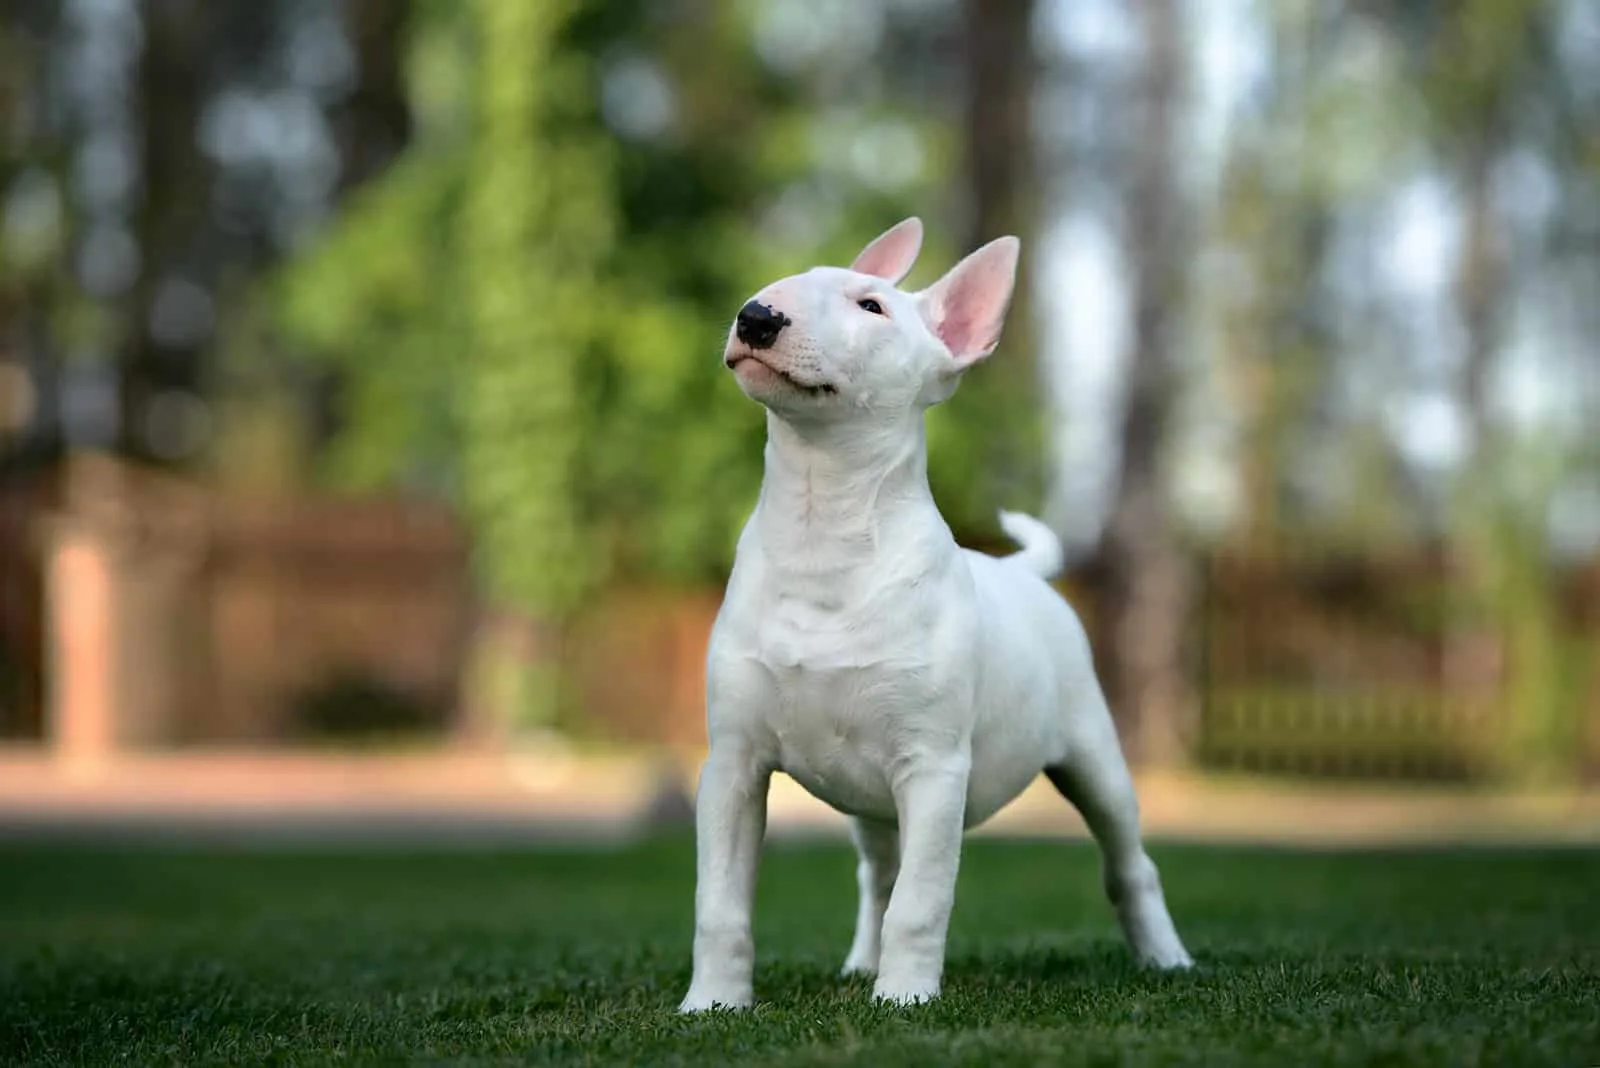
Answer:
[723,218,1021,420]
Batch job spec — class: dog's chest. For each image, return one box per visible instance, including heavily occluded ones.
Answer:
[725,568,962,820]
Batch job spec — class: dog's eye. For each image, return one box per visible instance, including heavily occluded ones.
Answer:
[857,298,885,315]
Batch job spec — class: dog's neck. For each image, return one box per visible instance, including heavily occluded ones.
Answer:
[753,409,946,573]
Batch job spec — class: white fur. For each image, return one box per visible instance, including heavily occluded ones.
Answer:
[680,218,1191,1012]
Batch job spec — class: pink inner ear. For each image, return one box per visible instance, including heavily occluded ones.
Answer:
[850,217,923,284]
[927,236,1020,367]
[938,300,1001,362]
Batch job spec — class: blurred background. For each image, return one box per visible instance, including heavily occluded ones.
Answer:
[0,0,1597,836]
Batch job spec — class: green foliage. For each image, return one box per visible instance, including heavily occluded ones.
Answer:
[458,0,609,616]
[276,151,464,491]
[2,840,1597,1065]
[273,0,961,607]
[1414,0,1546,145]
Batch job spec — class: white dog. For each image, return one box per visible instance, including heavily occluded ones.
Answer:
[680,219,1192,1012]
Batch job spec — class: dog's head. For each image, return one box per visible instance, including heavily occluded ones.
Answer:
[723,218,1020,420]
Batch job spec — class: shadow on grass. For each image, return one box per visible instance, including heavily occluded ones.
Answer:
[734,941,1201,1012]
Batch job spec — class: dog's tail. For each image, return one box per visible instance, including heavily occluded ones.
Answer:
[997,510,1064,580]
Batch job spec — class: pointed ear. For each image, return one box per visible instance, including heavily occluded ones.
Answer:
[850,217,924,284]
[919,235,1020,369]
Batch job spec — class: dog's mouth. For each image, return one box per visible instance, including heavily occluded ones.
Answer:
[725,351,838,397]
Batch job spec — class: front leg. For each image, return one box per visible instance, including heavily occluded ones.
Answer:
[874,756,970,1005]
[679,743,770,1013]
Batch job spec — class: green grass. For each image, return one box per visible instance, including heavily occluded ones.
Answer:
[1,835,1596,1066]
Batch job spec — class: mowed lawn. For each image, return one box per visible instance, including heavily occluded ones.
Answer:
[0,835,1596,1066]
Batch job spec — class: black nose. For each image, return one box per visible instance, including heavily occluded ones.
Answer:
[735,300,790,350]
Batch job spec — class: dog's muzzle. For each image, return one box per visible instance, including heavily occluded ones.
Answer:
[735,301,790,350]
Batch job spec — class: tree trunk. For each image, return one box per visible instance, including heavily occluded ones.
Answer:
[1099,0,1194,767]
[122,0,207,463]
[959,0,1033,248]
[1456,141,1505,464]
[951,0,1043,524]
[332,0,412,194]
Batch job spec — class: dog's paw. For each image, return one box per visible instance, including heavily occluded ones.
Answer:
[840,952,879,978]
[678,987,753,1014]
[872,978,940,1006]
[1139,944,1195,971]
[1123,906,1195,971]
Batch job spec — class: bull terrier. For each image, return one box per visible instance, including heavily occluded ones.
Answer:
[680,218,1192,1011]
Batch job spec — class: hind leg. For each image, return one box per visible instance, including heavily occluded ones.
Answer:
[841,817,899,976]
[1046,715,1192,969]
